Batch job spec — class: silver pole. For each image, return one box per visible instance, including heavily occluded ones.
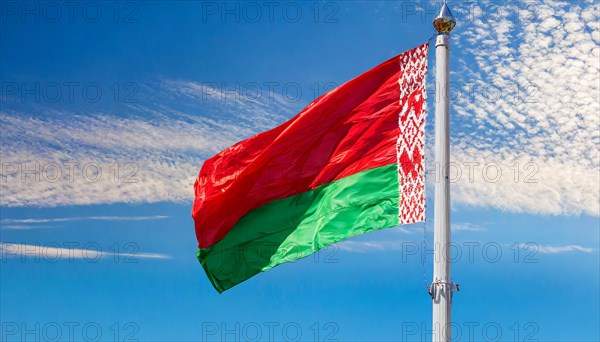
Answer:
[431,2,456,342]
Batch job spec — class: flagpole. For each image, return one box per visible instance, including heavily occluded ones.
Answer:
[431,1,456,342]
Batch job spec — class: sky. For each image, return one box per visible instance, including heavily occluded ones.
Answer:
[1,0,599,341]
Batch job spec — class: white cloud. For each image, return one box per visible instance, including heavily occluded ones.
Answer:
[521,243,594,254]
[0,215,169,230]
[429,0,600,216]
[453,223,484,232]
[0,81,295,207]
[1,215,168,224]
[0,243,170,260]
[336,240,406,253]
[336,240,595,255]
[0,225,38,230]
[0,224,67,230]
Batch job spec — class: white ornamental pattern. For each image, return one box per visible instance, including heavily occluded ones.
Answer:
[396,43,428,224]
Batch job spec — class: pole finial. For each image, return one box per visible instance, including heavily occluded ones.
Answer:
[433,2,456,34]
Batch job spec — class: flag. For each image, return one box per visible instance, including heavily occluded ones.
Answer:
[193,43,429,292]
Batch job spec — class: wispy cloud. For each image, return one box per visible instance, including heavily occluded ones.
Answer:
[521,243,595,254]
[0,215,169,230]
[393,226,423,234]
[1,215,168,224]
[336,240,406,253]
[453,223,484,232]
[0,243,171,260]
[0,225,55,230]
[0,80,296,207]
[438,0,600,216]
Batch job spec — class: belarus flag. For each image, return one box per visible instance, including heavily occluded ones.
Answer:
[193,43,429,292]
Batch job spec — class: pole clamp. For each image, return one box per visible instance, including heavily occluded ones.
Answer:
[428,280,460,299]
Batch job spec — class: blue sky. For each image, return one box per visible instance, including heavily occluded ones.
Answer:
[1,1,599,341]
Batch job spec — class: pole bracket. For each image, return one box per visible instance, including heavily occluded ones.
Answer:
[428,280,460,300]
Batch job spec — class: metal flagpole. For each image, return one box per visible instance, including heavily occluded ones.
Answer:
[431,1,456,341]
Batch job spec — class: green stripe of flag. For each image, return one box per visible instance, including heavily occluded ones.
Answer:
[197,163,400,292]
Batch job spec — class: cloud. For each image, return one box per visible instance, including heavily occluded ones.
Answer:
[0,243,171,260]
[336,240,406,253]
[521,243,595,254]
[337,240,595,255]
[436,0,600,216]
[1,215,168,224]
[0,80,296,207]
[336,239,595,255]
[391,225,424,234]
[0,225,56,230]
[453,223,484,232]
